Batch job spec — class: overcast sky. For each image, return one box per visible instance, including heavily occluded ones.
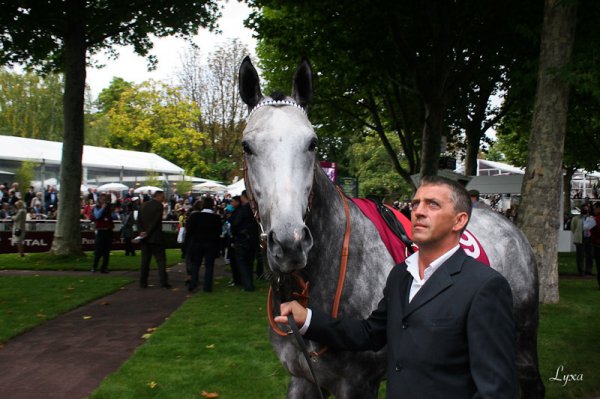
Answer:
[86,1,257,98]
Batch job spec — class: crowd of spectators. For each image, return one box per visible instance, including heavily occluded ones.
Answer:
[0,182,59,221]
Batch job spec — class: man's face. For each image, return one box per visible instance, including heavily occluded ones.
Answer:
[231,199,240,208]
[410,184,466,248]
[155,192,165,202]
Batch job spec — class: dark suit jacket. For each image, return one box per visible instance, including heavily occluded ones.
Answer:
[185,211,222,245]
[305,248,516,399]
[137,199,164,245]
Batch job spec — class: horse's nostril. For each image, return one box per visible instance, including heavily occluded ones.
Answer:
[268,231,283,258]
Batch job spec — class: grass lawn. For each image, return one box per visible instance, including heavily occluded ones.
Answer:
[89,278,288,399]
[0,249,183,271]
[538,278,600,399]
[89,253,600,399]
[0,275,132,343]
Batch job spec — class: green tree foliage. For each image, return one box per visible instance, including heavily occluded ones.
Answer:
[0,0,219,255]
[247,0,538,183]
[348,134,413,199]
[105,81,208,177]
[0,69,63,140]
[14,161,37,193]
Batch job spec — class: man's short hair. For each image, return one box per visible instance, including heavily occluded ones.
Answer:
[153,190,164,198]
[419,175,472,219]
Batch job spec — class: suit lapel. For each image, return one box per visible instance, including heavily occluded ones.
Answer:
[403,249,467,319]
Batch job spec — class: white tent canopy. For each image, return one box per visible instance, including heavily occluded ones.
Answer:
[466,175,524,195]
[0,136,183,174]
[226,179,246,196]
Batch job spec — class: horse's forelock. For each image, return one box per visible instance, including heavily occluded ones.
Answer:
[269,91,287,101]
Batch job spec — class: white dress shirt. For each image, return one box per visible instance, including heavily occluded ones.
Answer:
[299,244,461,334]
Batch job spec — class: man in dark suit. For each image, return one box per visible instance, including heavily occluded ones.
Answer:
[277,176,516,398]
[230,190,259,291]
[137,190,171,288]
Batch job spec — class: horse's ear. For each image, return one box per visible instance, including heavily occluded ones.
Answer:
[292,58,313,109]
[239,56,263,109]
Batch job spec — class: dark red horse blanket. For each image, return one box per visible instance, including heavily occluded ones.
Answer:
[351,198,490,266]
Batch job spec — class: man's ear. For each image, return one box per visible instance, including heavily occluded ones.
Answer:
[453,212,469,233]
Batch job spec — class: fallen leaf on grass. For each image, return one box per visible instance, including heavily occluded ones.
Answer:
[100,301,110,306]
[205,344,215,349]
[83,315,93,320]
[66,287,75,291]
[146,327,158,332]
[147,381,158,389]
[201,391,219,398]
[141,333,152,339]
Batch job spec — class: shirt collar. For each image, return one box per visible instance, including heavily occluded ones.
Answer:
[201,209,214,214]
[405,244,461,283]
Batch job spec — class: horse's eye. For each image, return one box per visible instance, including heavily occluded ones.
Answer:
[242,141,253,155]
[308,137,318,152]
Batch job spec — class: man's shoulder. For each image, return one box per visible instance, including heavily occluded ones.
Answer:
[458,255,508,286]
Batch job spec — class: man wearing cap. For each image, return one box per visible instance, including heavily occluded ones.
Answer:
[137,190,171,288]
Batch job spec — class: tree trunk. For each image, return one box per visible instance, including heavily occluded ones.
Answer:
[419,100,444,178]
[464,128,480,176]
[51,0,86,256]
[516,0,577,304]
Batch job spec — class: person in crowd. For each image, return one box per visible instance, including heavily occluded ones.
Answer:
[571,205,596,276]
[227,196,242,286]
[91,193,114,273]
[46,205,58,220]
[276,176,516,399]
[230,190,259,292]
[169,188,180,210]
[86,187,97,203]
[7,189,18,207]
[468,189,481,207]
[588,204,600,290]
[23,186,35,207]
[185,197,222,292]
[83,198,94,220]
[0,184,6,203]
[124,188,135,201]
[221,204,234,263]
[30,192,43,209]
[121,202,136,256]
[0,202,11,219]
[142,190,151,203]
[11,200,27,257]
[45,186,58,212]
[137,190,171,289]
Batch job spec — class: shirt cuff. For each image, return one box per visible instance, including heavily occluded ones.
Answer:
[298,308,312,335]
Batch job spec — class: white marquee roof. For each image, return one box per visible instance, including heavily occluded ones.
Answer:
[0,135,183,174]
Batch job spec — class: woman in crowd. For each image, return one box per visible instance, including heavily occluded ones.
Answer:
[185,197,222,292]
[12,200,27,257]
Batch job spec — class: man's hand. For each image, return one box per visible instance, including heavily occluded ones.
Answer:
[274,300,307,327]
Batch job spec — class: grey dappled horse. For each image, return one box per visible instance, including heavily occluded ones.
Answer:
[239,57,544,398]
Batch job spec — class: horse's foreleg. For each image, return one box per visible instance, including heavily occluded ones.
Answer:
[286,376,330,399]
[514,303,545,399]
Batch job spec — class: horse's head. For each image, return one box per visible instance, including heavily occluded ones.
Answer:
[238,57,315,274]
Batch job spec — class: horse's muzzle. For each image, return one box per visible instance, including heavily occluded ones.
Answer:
[267,225,313,272]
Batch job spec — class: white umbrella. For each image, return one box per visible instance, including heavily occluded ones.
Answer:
[192,181,227,192]
[134,185,163,194]
[96,182,129,192]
